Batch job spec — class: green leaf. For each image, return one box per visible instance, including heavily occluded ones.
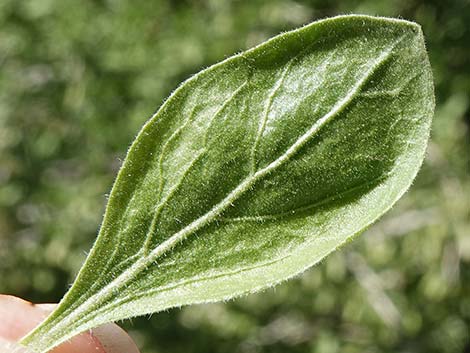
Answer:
[21,14,434,352]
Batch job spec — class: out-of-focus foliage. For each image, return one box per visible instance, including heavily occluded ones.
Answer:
[0,1,468,353]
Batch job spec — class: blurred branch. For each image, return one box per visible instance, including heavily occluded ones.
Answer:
[347,252,401,329]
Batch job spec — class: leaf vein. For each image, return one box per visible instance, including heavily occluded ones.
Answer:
[220,174,387,223]
[156,106,198,204]
[250,62,293,174]
[142,148,207,253]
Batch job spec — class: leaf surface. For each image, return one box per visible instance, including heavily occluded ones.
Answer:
[21,14,434,352]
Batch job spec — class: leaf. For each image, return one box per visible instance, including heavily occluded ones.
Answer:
[21,14,434,352]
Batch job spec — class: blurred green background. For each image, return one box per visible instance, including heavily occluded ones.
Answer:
[0,0,469,352]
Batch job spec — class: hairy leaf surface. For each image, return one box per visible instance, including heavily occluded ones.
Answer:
[21,15,434,352]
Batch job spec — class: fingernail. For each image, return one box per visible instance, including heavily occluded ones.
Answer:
[92,324,140,353]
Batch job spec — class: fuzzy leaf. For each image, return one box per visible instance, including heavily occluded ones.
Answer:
[21,14,434,352]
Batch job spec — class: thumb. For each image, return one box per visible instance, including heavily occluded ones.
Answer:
[0,295,140,353]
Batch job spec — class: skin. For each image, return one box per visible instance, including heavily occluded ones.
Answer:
[0,295,140,353]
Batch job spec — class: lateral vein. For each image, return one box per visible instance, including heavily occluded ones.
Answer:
[220,174,387,223]
[250,62,293,174]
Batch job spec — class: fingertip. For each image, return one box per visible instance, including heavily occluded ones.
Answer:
[0,295,140,353]
[0,295,48,341]
[0,337,33,353]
